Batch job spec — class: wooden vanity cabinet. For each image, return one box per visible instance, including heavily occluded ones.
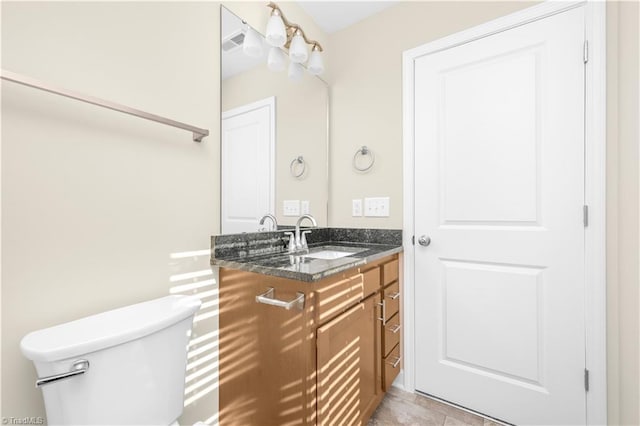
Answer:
[218,253,400,426]
[379,258,402,391]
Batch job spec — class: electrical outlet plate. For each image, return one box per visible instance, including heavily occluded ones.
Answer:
[364,197,390,217]
[283,200,300,216]
[301,200,310,215]
[352,199,363,216]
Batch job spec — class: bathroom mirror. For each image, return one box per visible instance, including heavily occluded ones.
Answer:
[221,6,329,233]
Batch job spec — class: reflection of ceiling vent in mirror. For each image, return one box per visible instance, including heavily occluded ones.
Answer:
[222,30,245,53]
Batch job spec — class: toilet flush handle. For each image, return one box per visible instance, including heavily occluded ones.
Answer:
[35,359,90,388]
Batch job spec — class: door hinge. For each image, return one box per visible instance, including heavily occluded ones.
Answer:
[584,40,589,63]
[411,235,415,245]
[583,205,589,227]
[584,368,590,392]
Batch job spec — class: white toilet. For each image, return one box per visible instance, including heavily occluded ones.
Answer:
[20,295,202,425]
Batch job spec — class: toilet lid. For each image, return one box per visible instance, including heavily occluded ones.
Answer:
[21,295,201,362]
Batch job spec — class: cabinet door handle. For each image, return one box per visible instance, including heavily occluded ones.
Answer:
[377,300,386,325]
[256,287,304,311]
[386,356,401,368]
[388,324,401,334]
[388,292,400,300]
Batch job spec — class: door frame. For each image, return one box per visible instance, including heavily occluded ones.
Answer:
[401,1,607,424]
[221,96,276,233]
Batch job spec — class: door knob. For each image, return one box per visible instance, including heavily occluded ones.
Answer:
[418,235,431,246]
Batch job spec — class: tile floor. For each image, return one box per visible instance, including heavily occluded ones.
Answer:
[368,387,504,426]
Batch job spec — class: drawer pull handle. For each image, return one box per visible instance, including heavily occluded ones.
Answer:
[388,292,400,300]
[256,287,304,311]
[377,300,386,325]
[388,324,401,334]
[386,356,401,368]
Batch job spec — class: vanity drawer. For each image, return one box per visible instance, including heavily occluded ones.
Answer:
[383,313,401,357]
[361,267,381,298]
[315,274,364,325]
[382,259,399,287]
[381,280,400,322]
[383,344,401,391]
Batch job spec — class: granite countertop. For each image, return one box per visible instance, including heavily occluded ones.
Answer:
[211,228,403,282]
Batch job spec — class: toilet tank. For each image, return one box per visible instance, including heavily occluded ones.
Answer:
[20,295,201,425]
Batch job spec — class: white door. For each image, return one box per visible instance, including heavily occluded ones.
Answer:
[222,97,275,234]
[413,7,586,425]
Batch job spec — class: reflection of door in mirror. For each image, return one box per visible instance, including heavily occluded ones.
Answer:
[221,97,275,234]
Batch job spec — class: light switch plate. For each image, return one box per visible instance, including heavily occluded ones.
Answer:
[283,200,300,216]
[301,200,310,215]
[364,197,390,217]
[352,199,363,216]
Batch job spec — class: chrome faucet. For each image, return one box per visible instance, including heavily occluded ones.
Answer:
[290,214,317,252]
[258,214,278,231]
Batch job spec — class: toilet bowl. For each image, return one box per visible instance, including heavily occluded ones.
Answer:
[21,295,202,425]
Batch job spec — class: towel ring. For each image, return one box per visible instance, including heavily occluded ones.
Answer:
[353,146,375,172]
[290,156,306,178]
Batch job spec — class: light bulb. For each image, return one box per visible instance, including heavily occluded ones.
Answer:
[267,47,286,72]
[288,61,304,81]
[243,27,263,58]
[265,12,286,47]
[307,46,324,75]
[289,31,308,64]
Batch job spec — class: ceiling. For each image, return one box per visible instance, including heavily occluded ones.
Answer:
[296,1,399,34]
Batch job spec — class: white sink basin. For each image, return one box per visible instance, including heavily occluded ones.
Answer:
[303,246,366,260]
[303,250,354,260]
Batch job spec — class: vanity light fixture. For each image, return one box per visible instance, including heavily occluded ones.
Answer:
[289,29,308,63]
[265,2,325,77]
[267,46,287,72]
[307,44,324,75]
[265,7,287,47]
[243,26,264,58]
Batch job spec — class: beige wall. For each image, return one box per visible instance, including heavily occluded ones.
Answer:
[327,1,538,228]
[222,58,329,228]
[606,2,640,424]
[328,1,639,424]
[1,2,220,424]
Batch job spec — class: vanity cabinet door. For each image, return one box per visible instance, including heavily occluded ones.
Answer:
[218,268,316,426]
[317,294,381,426]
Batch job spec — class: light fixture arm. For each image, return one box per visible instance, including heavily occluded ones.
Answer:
[267,2,324,52]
